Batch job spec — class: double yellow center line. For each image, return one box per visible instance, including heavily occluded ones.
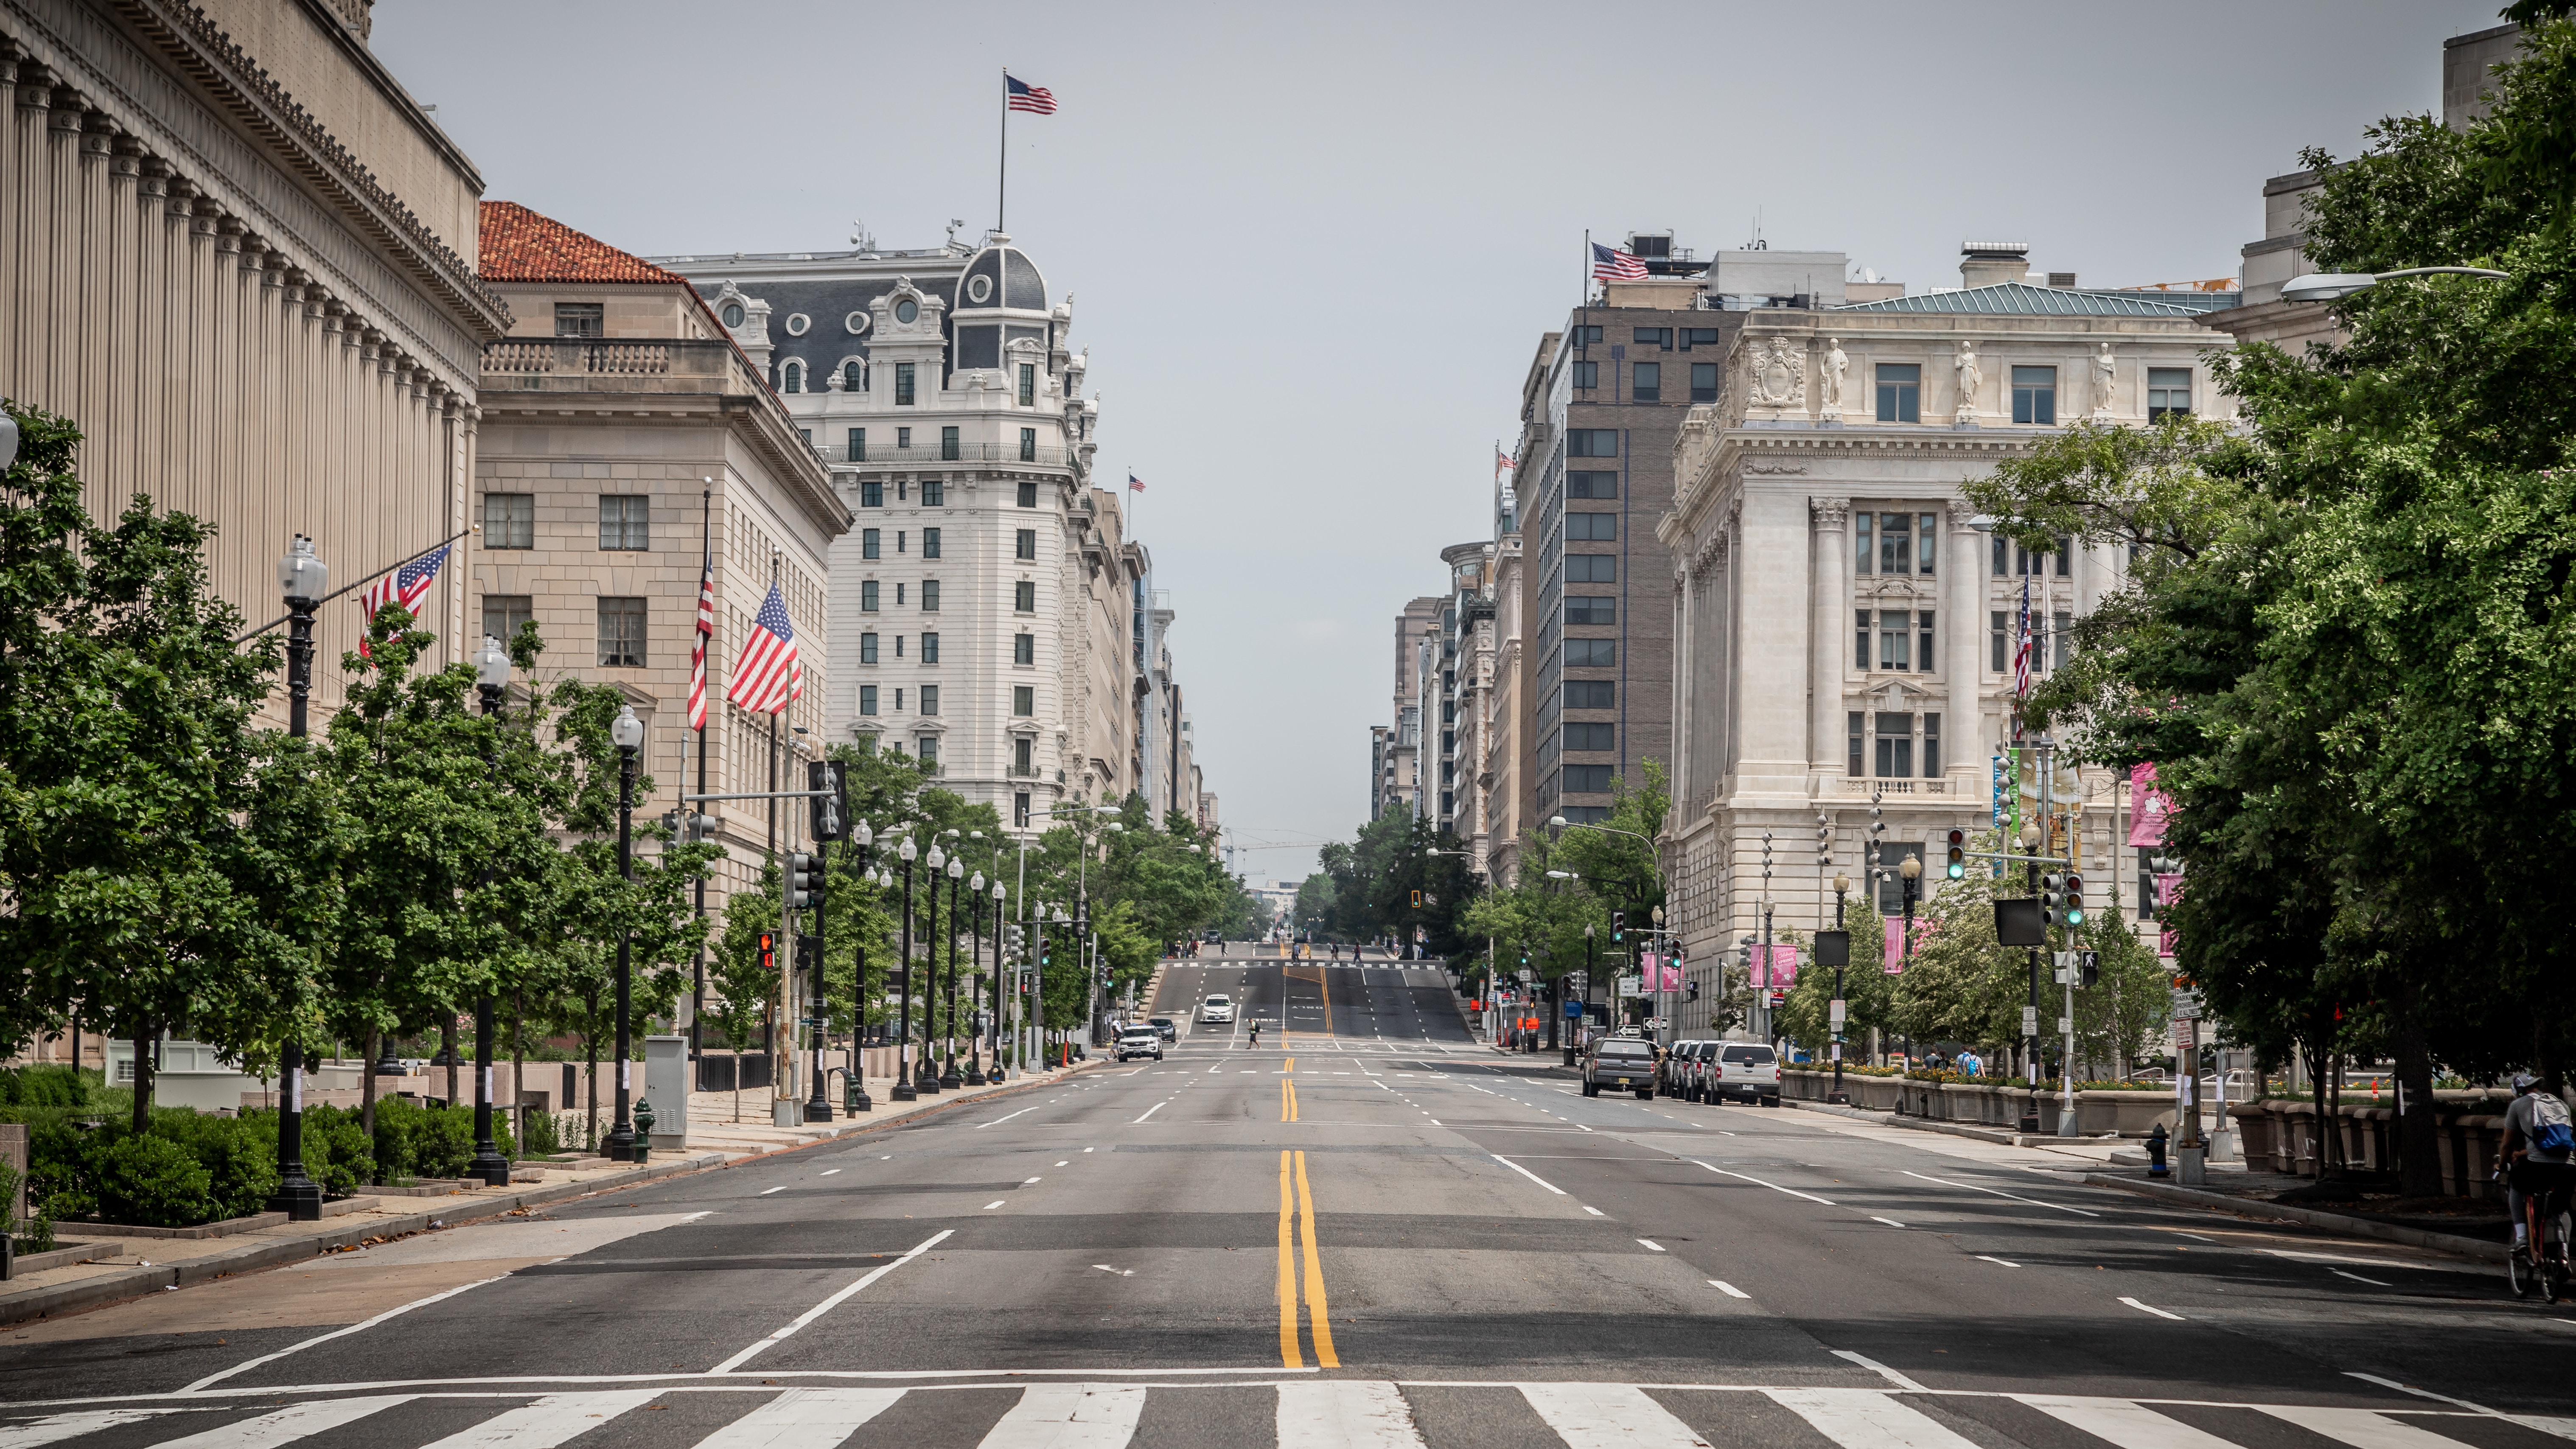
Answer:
[1275,1149,1337,1368]
[1281,1055,1298,1121]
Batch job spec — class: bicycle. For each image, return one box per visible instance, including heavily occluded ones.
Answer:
[2501,1169,2573,1303]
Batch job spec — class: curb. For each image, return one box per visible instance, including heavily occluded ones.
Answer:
[692,1061,1104,1161]
[1783,1097,2036,1147]
[2080,1172,2507,1264]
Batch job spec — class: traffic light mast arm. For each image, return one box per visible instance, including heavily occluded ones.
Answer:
[681,789,839,802]
[1962,849,2074,866]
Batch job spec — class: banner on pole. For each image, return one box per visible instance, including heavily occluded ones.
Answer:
[2129,762,2174,848]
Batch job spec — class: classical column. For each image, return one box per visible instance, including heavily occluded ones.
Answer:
[1809,498,1851,787]
[1947,507,1984,782]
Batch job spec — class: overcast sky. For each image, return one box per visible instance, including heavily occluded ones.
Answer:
[377,0,2506,885]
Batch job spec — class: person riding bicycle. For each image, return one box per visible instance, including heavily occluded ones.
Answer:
[2498,1072,2575,1268]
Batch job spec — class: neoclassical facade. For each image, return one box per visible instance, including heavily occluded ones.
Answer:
[1657,261,2237,1038]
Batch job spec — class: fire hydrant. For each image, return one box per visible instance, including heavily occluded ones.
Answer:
[632,1098,654,1165]
[2146,1122,2169,1177]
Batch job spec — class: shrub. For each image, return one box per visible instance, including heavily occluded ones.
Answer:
[91,1134,216,1228]
[152,1111,280,1221]
[520,1107,561,1158]
[0,1064,92,1108]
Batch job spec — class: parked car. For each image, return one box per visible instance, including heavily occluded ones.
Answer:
[1582,1036,1660,1099]
[1116,1026,1164,1063]
[1663,1041,1713,1101]
[1148,1016,1178,1042]
[1200,995,1236,1024]
[1707,1043,1781,1106]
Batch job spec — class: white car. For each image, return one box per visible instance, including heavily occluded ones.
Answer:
[1200,995,1236,1024]
[1116,1027,1163,1063]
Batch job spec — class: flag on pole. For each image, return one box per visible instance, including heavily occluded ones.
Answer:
[1592,242,1646,282]
[1006,73,1057,114]
[355,542,450,655]
[1128,472,1145,492]
[1495,448,1514,480]
[725,582,801,716]
[687,551,715,731]
[2013,573,2034,705]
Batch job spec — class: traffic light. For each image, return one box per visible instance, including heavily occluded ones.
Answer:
[2063,872,2085,925]
[1946,828,1967,879]
[788,852,825,910]
[1410,889,1422,908]
[1611,910,1626,943]
[757,930,776,974]
[2041,872,2064,925]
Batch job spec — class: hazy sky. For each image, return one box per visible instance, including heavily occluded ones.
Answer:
[376,0,2505,883]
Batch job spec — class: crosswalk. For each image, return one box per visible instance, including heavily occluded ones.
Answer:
[5,1384,2567,1449]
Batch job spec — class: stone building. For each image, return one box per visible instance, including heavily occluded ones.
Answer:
[1435,541,1496,863]
[1381,596,1441,821]
[471,202,847,909]
[1480,531,1531,887]
[2,0,506,710]
[1656,244,2240,1041]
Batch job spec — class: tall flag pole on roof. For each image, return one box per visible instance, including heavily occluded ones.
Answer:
[1000,71,1057,234]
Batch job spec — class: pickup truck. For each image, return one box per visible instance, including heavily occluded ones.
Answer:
[1581,1037,1660,1099]
[1707,1042,1781,1106]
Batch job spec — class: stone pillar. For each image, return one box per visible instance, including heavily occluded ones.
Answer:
[1948,508,1983,788]
[1810,498,1850,787]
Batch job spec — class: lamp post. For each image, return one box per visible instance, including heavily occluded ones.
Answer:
[966,869,989,1085]
[1052,905,1073,1063]
[2279,266,2509,302]
[266,538,328,1222]
[941,853,965,1089]
[1827,872,1850,1103]
[987,881,1007,1080]
[920,839,945,1094]
[467,637,514,1186]
[1575,923,1593,1066]
[605,704,645,1162]
[894,833,919,1101]
[848,820,875,1113]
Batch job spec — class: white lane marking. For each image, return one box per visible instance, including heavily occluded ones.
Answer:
[1902,1169,2098,1217]
[1091,1264,1135,1276]
[1519,1383,1709,1448]
[1697,1162,1836,1206]
[1277,1380,1430,1448]
[1975,1256,2021,1268]
[2175,1232,2214,1242]
[2256,1406,2493,1449]
[182,1276,506,1391]
[1133,1101,1167,1124]
[1577,1124,1595,1133]
[976,1382,1148,1447]
[415,1390,661,1448]
[1085,1147,1095,1152]
[1024,1177,1043,1184]
[821,1169,841,1177]
[1056,1161,1069,1166]
[760,1186,787,1196]
[678,1386,911,1447]
[1427,1119,1442,1126]
[1581,1206,1605,1217]
[154,1395,419,1449]
[1772,1387,1976,1449]
[2018,1394,2249,1449]
[1637,1239,1667,1252]
[1490,1154,1566,1194]
[711,1230,953,1373]
[0,1408,200,1447]
[2119,1297,2184,1320]
[975,1107,1040,1130]
[1710,1280,1751,1299]
[1871,1216,1906,1229]
[2342,1373,2496,1415]
[984,1201,1006,1210]
[1827,1351,1929,1392]
[2331,1268,2393,1286]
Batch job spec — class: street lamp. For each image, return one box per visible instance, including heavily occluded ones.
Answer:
[847,819,875,1113]
[2279,266,2508,303]
[605,703,645,1162]
[894,832,919,1100]
[467,638,514,1187]
[942,854,965,1088]
[1575,923,1593,1067]
[1827,872,1852,1102]
[922,839,947,1094]
[987,880,1006,1081]
[265,537,328,1222]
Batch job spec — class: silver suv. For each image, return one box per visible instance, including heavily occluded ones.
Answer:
[1116,1027,1163,1063]
[1708,1043,1781,1106]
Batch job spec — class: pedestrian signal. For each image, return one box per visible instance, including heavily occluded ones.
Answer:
[1946,828,1966,879]
[757,931,776,973]
[788,852,825,910]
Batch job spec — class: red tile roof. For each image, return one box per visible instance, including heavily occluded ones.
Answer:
[478,201,686,285]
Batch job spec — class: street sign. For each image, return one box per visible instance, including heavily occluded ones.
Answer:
[1563,1000,1583,1018]
[1646,1017,1669,1030]
[1828,998,1846,1028]
[2057,1016,2073,1034]
[1516,969,1533,984]
[1616,975,1642,998]
[2171,989,2202,1020]
[2021,1005,2041,1037]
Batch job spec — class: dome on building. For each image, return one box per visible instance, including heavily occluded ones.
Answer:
[954,236,1047,314]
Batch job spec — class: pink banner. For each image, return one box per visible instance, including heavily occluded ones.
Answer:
[2129,762,2174,848]
[1882,916,1935,973]
[1639,955,1682,991]
[1758,945,1799,988]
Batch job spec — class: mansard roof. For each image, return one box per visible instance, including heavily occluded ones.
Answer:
[1834,280,2238,317]
[478,202,689,285]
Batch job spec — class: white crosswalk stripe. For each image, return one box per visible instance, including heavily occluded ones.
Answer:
[418,1390,661,1448]
[690,1388,906,1448]
[1519,1384,1710,1448]
[152,1395,416,1448]
[2020,1395,2249,1449]
[2256,1407,2498,1449]
[1278,1382,1427,1449]
[1767,1388,1984,1449]
[0,1408,200,1449]
[977,1384,1147,1448]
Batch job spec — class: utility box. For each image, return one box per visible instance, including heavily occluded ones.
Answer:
[643,1036,689,1154]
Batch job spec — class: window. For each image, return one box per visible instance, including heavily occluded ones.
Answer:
[482,594,532,646]
[895,297,919,324]
[1690,362,1719,402]
[894,634,904,658]
[2055,538,2071,577]
[894,362,916,405]
[859,631,879,664]
[894,688,904,708]
[917,632,938,664]
[1918,610,1935,673]
[845,362,863,393]
[860,684,878,715]
[940,427,959,461]
[1855,512,1872,575]
[1015,632,1035,664]
[553,302,602,338]
[2011,365,2057,425]
[598,495,648,551]
[1018,363,1037,406]
[920,686,940,715]
[1566,429,1618,457]
[722,303,744,327]
[861,480,883,508]
[1017,480,1038,508]
[1847,711,1865,777]
[2053,611,2073,668]
[1633,327,1671,348]
[922,580,940,611]
[1016,792,1032,828]
[2147,367,2192,420]
[1923,713,1942,777]
[1565,471,1617,499]
[861,580,879,612]
[1565,680,1615,709]
[1564,597,1616,625]
[1992,533,2008,576]
[1572,324,1603,344]
[897,428,911,450]
[917,734,938,765]
[1014,736,1034,773]
[597,597,646,668]
[1013,684,1034,715]
[1878,512,1912,575]
[1875,363,1921,423]
[1875,711,1914,778]
[1562,722,1615,751]
[1682,327,1720,350]
[1878,610,1912,671]
[1856,609,1871,669]
[845,427,867,463]
[482,493,534,549]
[1919,513,1937,575]
[1633,362,1660,401]
[1016,528,1037,560]
[1564,555,1616,583]
[1015,580,1036,611]
[1572,360,1599,389]
[1566,512,1617,541]
[782,361,802,393]
[1992,611,2009,672]
[922,479,945,506]
[1562,764,1615,794]
[1019,427,1037,462]
[1565,639,1616,667]
[922,527,942,559]
[863,528,881,560]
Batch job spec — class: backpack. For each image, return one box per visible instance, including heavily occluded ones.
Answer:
[2534,1094,2575,1154]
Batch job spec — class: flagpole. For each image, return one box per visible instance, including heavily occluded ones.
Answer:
[691,485,712,1064]
[998,67,1009,233]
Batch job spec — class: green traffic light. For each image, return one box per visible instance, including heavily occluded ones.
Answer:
[1947,862,1965,879]
[2066,906,2085,925]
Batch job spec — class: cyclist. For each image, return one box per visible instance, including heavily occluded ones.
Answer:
[2498,1072,2575,1272]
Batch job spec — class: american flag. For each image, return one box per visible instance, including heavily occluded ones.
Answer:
[726,582,801,716]
[1128,472,1145,492]
[2013,573,2034,706]
[1006,73,1057,115]
[1494,448,1514,481]
[687,549,715,732]
[1592,242,1646,282]
[355,542,448,654]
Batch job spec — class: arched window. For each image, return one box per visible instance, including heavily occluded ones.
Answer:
[844,362,863,392]
[782,361,802,393]
[722,303,744,327]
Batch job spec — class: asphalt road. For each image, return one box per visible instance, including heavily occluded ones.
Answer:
[6,942,2571,1446]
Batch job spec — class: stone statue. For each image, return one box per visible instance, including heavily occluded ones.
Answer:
[1820,337,1849,412]
[2092,342,2116,420]
[1953,339,1982,423]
